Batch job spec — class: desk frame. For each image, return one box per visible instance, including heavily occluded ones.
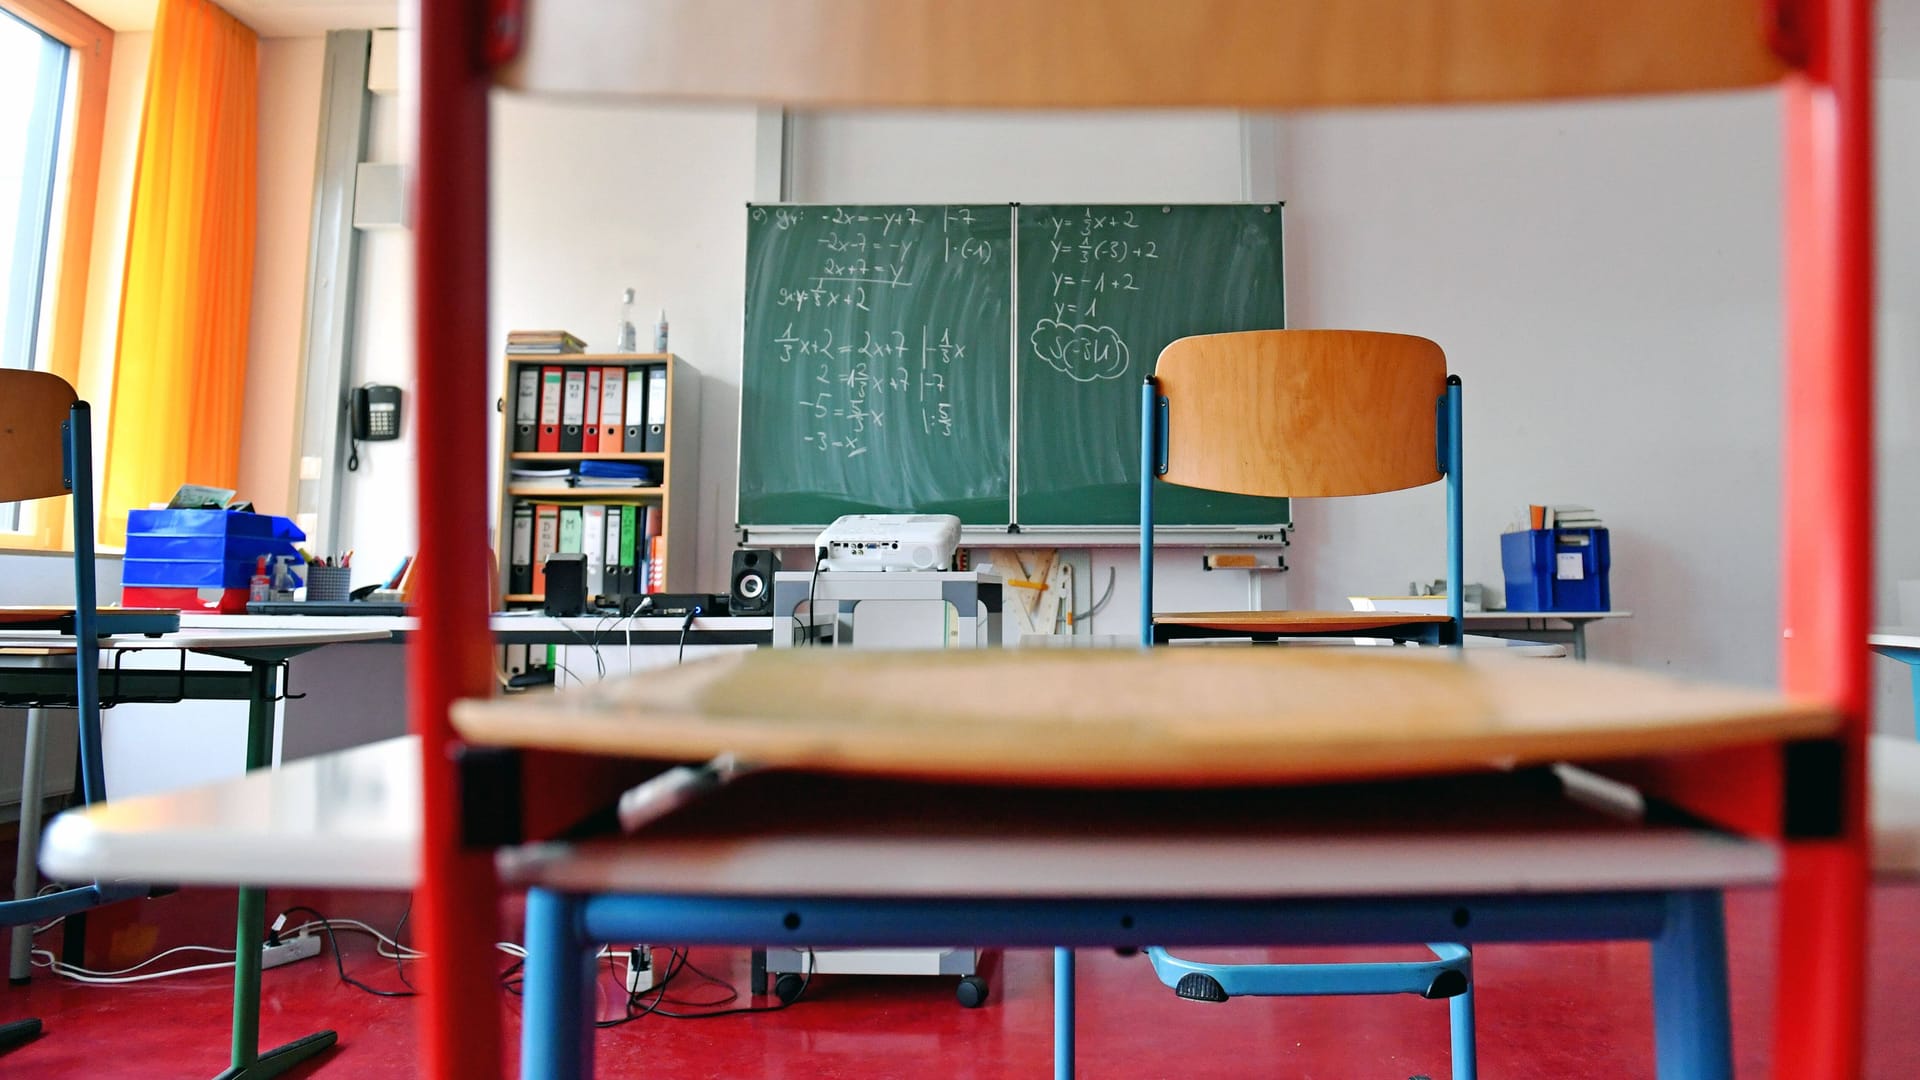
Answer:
[518,887,1729,1080]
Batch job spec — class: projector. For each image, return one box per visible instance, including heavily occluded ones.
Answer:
[816,514,962,572]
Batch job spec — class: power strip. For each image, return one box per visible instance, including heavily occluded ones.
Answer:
[624,945,654,994]
[262,933,322,970]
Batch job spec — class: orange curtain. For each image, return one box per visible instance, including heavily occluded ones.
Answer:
[100,0,256,545]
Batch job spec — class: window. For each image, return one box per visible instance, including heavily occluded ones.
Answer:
[0,10,68,533]
[0,0,111,548]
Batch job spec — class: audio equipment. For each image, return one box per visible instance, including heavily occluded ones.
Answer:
[730,548,779,615]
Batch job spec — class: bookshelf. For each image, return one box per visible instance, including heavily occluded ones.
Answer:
[495,351,699,606]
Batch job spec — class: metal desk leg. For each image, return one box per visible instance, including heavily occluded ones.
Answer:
[9,708,49,983]
[1650,890,1732,1080]
[215,662,336,1080]
[1571,620,1589,662]
[522,888,595,1080]
[1054,947,1074,1080]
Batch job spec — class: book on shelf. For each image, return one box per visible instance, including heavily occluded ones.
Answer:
[506,329,587,354]
[1523,504,1606,531]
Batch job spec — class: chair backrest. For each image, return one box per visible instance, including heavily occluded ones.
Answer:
[1153,330,1447,498]
[0,369,80,504]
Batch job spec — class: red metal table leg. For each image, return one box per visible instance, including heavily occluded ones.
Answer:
[415,1,504,1077]
[1777,1,1873,1076]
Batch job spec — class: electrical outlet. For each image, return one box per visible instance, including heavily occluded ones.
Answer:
[624,945,653,994]
[262,933,322,970]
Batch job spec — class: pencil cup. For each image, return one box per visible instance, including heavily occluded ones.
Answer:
[306,565,351,602]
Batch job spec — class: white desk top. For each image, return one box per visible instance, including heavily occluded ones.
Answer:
[40,735,420,889]
[32,733,1780,898]
[176,613,786,635]
[1869,629,1920,649]
[0,627,390,655]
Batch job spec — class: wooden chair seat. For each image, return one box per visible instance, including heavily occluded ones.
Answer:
[450,647,1835,789]
[1153,610,1453,636]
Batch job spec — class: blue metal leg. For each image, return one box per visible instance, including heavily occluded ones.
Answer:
[1054,947,1074,1080]
[1448,981,1478,1080]
[522,889,595,1080]
[1650,890,1732,1080]
[1909,661,1920,739]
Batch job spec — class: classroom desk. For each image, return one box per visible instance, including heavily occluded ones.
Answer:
[43,726,1920,1080]
[47,728,1920,898]
[168,614,817,761]
[1870,629,1920,736]
[1462,611,1631,661]
[178,612,803,647]
[0,628,387,1080]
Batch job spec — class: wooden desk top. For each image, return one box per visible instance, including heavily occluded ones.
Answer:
[452,647,1835,788]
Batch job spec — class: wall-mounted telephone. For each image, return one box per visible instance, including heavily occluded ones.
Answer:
[347,384,402,471]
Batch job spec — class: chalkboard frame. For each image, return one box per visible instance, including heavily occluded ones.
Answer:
[737,201,1292,544]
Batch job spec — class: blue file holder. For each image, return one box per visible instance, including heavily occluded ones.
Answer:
[1500,527,1610,612]
[122,509,306,589]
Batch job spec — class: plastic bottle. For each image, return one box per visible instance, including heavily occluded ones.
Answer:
[250,556,272,603]
[653,309,668,353]
[615,288,638,353]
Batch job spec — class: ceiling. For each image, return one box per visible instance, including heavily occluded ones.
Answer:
[75,0,397,36]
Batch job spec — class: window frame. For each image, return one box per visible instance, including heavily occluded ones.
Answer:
[0,0,112,552]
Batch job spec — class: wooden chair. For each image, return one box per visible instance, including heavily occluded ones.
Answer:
[1138,330,1473,1074]
[0,369,150,1053]
[1141,329,1462,646]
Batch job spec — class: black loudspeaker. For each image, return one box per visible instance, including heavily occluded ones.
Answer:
[543,552,587,616]
[730,549,779,615]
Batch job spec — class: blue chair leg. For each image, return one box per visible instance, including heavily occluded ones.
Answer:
[1908,661,1920,739]
[1054,947,1074,1080]
[1650,889,1732,1080]
[1448,980,1477,1080]
[522,888,595,1080]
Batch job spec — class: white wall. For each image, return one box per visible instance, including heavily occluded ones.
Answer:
[1876,78,1920,733]
[1278,93,1784,683]
[333,88,416,579]
[487,97,764,588]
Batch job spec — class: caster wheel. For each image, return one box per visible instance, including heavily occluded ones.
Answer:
[956,975,989,1008]
[1113,946,1139,958]
[773,973,806,1004]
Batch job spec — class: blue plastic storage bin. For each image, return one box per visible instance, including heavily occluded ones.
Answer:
[122,509,305,589]
[1500,527,1610,612]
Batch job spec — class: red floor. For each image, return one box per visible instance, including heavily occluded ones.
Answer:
[3,884,1918,1078]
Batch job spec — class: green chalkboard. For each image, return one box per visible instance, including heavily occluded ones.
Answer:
[739,204,1013,525]
[737,203,1289,531]
[1015,204,1289,526]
